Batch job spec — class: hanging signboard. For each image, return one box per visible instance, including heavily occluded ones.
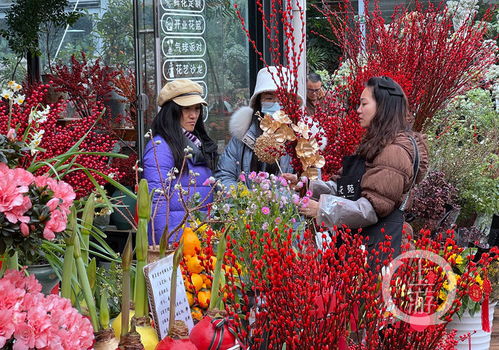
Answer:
[161,13,205,36]
[160,0,207,99]
[161,0,205,13]
[161,36,206,58]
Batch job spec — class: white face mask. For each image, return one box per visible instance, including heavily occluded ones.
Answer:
[261,101,282,115]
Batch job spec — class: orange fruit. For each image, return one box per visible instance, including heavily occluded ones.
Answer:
[186,292,194,306]
[201,274,212,288]
[191,273,203,292]
[181,227,201,257]
[191,306,203,321]
[185,255,204,274]
[197,290,211,309]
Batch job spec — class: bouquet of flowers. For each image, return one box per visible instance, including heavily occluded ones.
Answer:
[0,269,94,349]
[0,162,75,262]
[211,171,309,278]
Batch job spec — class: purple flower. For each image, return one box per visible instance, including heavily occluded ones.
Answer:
[261,206,270,215]
[292,194,300,205]
[262,222,269,230]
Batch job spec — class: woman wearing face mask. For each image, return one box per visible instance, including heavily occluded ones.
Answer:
[215,66,304,189]
[143,79,218,244]
[285,76,429,260]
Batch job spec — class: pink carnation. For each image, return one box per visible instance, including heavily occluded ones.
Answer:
[0,309,14,347]
[13,323,36,349]
[0,270,94,349]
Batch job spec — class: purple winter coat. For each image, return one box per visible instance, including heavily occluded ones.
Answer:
[143,135,215,244]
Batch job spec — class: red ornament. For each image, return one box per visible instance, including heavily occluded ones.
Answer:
[189,312,237,350]
[468,283,483,302]
[155,337,198,350]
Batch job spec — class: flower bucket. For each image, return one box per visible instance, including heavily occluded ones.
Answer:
[447,302,497,350]
[26,264,59,295]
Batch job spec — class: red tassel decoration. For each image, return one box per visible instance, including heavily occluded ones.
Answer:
[482,276,492,332]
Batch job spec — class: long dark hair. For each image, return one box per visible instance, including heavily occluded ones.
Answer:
[356,76,410,161]
[151,101,216,171]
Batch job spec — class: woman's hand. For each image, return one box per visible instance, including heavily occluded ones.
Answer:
[299,199,319,218]
[281,173,298,186]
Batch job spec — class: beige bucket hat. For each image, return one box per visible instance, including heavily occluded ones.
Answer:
[157,79,207,107]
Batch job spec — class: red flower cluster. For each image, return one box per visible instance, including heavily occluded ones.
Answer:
[313,0,495,175]
[0,83,120,197]
[218,222,497,349]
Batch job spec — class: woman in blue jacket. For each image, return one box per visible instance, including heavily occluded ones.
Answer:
[143,79,218,244]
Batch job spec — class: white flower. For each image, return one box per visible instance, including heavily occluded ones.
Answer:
[1,89,13,100]
[155,140,161,144]
[174,184,182,190]
[144,130,152,138]
[7,81,21,91]
[186,153,193,159]
[13,94,25,105]
[28,129,45,155]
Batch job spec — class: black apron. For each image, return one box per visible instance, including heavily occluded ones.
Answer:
[336,137,420,263]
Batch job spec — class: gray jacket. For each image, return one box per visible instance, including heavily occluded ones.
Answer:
[214,106,293,189]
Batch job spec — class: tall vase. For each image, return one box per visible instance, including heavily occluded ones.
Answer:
[447,302,497,350]
[27,264,59,295]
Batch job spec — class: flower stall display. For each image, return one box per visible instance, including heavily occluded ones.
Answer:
[0,80,121,198]
[211,171,309,281]
[0,269,94,349]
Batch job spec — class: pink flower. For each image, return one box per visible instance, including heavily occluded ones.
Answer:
[248,171,257,180]
[48,180,75,213]
[261,206,270,215]
[20,223,29,237]
[34,176,49,188]
[43,209,67,240]
[292,194,300,205]
[0,270,94,349]
[239,173,246,182]
[0,308,15,347]
[13,323,36,349]
[6,128,16,141]
[300,196,310,208]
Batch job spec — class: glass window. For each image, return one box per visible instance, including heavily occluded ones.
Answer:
[158,0,250,151]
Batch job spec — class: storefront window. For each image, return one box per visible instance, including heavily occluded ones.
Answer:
[158,0,250,151]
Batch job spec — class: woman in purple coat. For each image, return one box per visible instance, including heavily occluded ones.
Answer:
[143,80,218,244]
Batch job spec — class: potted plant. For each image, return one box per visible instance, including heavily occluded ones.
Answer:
[424,88,499,228]
[0,0,82,83]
